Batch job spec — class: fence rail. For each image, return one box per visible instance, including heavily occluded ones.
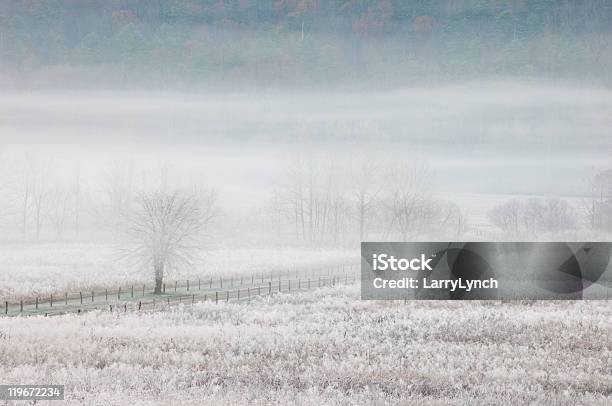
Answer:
[2,264,359,317]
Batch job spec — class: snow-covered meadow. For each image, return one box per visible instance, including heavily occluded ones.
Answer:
[0,245,357,300]
[1,284,611,405]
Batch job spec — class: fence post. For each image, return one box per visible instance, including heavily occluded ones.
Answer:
[65,292,68,305]
[138,301,142,311]
[226,291,229,302]
[240,276,243,286]
[204,294,207,301]
[109,304,112,312]
[131,285,134,298]
[5,301,8,314]
[220,278,223,289]
[187,280,190,292]
[36,297,39,309]
[118,287,121,300]
[50,294,53,307]
[174,281,177,292]
[105,289,108,302]
[268,282,271,295]
[278,280,281,292]
[124,304,127,312]
[20,299,23,313]
[142,284,145,296]
[298,280,301,289]
[80,292,83,304]
[198,278,201,290]
[251,274,254,285]
[153,299,156,309]
[192,294,195,304]
[92,290,94,302]
[258,286,261,296]
[248,287,251,300]
[163,283,166,293]
[215,291,218,304]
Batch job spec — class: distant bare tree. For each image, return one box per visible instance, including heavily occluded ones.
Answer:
[105,160,134,235]
[352,158,382,241]
[47,186,71,238]
[124,190,216,293]
[584,169,612,231]
[488,200,522,237]
[30,163,50,241]
[73,167,81,236]
[10,156,52,240]
[18,164,35,237]
[440,202,468,240]
[383,164,438,240]
[525,198,576,233]
[490,198,577,238]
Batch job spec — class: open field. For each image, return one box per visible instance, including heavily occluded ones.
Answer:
[0,245,357,300]
[1,284,611,405]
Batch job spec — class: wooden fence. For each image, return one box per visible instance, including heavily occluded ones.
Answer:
[3,264,359,317]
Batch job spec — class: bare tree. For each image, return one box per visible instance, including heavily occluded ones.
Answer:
[18,164,34,237]
[584,169,612,231]
[490,198,577,238]
[105,160,134,235]
[74,167,81,236]
[47,186,71,238]
[352,158,382,241]
[31,163,50,241]
[124,189,216,293]
[488,199,522,238]
[382,164,438,240]
[438,201,468,240]
[526,198,576,233]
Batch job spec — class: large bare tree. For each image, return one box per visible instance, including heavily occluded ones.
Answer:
[125,189,216,293]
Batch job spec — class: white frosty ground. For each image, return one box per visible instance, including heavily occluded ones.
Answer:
[1,285,611,405]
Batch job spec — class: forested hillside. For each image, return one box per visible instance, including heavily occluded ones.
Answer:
[1,0,612,87]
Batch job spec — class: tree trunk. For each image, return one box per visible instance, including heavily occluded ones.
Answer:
[22,190,29,237]
[359,199,365,241]
[35,201,41,241]
[154,262,164,294]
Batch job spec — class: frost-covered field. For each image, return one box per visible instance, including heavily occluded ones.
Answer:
[1,285,611,405]
[0,245,357,300]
